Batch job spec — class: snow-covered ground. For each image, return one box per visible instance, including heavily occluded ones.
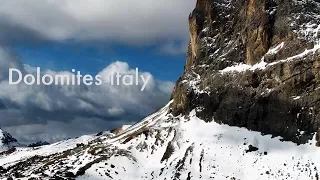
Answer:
[0,101,319,179]
[79,109,320,180]
[0,133,98,167]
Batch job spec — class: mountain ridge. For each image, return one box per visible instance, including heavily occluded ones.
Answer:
[1,0,320,179]
[0,128,19,153]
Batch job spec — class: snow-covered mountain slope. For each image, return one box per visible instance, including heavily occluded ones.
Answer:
[0,101,319,179]
[0,129,19,153]
[2,0,320,179]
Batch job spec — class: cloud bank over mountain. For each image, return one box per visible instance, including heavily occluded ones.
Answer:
[0,0,195,48]
[0,48,174,144]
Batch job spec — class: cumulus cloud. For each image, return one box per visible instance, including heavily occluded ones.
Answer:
[0,0,195,48]
[0,47,174,144]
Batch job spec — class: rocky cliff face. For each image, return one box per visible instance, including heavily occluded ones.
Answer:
[1,1,320,179]
[171,0,320,145]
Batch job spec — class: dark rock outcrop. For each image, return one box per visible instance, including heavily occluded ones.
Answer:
[0,129,18,146]
[28,141,50,148]
[170,0,320,144]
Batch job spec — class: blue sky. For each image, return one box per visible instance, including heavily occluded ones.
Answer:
[14,42,186,82]
[0,0,196,144]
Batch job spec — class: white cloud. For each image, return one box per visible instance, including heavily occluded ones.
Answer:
[0,47,175,144]
[107,107,125,116]
[158,40,189,55]
[0,48,23,81]
[0,0,195,46]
